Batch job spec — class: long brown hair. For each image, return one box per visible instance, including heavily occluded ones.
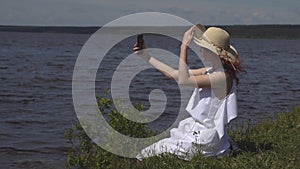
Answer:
[218,50,246,85]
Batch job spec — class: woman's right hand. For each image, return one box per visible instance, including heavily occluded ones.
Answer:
[182,25,196,47]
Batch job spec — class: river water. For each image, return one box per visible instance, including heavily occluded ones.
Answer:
[0,30,299,168]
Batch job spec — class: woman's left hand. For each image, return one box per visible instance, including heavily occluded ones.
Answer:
[182,25,196,46]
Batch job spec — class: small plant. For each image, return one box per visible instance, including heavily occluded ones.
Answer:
[65,91,156,169]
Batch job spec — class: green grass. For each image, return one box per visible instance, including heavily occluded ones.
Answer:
[65,93,300,169]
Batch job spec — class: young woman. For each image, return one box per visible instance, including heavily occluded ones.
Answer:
[133,25,244,160]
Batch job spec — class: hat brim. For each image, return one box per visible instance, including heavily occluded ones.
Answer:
[193,35,239,63]
[193,35,217,54]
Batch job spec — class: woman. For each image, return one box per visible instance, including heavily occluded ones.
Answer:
[133,25,243,160]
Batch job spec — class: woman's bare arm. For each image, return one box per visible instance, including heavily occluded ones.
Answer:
[178,26,228,90]
[133,43,207,80]
[178,26,213,88]
[147,56,208,80]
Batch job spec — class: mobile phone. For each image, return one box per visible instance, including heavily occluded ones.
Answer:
[137,34,144,49]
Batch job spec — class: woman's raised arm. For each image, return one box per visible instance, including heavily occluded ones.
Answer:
[133,42,207,80]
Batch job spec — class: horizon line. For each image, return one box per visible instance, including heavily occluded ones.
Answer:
[0,24,300,28]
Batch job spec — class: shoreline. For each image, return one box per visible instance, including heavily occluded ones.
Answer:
[0,24,300,39]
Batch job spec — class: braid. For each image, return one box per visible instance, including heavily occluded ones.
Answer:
[220,58,239,84]
[216,47,245,85]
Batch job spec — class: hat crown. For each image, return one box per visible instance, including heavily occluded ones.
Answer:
[203,27,230,49]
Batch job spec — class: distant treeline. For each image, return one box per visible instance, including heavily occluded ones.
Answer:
[220,25,300,39]
[0,25,299,39]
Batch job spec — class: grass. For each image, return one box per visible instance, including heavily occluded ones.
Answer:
[65,93,300,169]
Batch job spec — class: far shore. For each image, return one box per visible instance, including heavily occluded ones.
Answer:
[0,24,300,39]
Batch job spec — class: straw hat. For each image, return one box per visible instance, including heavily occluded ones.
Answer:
[193,25,239,68]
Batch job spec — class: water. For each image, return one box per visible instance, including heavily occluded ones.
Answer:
[0,30,299,168]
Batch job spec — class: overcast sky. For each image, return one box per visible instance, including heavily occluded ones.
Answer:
[0,0,299,26]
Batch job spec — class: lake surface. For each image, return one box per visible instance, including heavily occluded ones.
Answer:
[0,30,299,168]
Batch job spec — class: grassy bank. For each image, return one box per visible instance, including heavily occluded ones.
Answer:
[65,95,300,168]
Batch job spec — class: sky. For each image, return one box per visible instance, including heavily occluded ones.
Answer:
[0,0,299,26]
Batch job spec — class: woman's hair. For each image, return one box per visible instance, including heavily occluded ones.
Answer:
[201,47,246,84]
[217,48,246,85]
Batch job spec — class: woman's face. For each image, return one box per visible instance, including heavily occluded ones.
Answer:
[200,47,216,62]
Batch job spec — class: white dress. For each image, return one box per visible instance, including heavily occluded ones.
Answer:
[136,68,238,160]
